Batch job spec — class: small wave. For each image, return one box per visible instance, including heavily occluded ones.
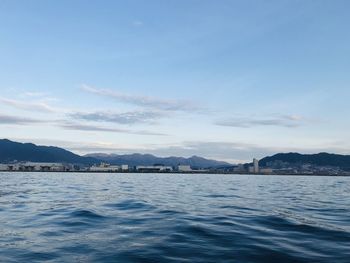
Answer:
[251,213,350,243]
[158,209,184,216]
[220,205,258,211]
[105,199,156,211]
[70,209,106,219]
[204,194,241,198]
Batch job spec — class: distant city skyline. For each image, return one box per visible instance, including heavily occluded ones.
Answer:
[1,0,350,163]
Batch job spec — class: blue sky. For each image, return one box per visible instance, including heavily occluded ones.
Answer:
[0,0,350,163]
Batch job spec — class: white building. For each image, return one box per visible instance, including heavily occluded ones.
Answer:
[0,164,9,171]
[0,162,67,172]
[121,164,129,171]
[253,158,259,173]
[260,168,273,174]
[89,163,120,172]
[178,165,192,172]
[22,162,67,171]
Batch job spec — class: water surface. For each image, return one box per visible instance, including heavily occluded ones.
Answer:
[0,172,349,262]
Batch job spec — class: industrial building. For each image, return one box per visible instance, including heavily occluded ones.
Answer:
[0,162,69,172]
[177,165,192,172]
[89,163,125,172]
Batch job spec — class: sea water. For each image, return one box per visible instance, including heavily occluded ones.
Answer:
[0,172,349,262]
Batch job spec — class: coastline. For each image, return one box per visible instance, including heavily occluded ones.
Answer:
[1,170,349,176]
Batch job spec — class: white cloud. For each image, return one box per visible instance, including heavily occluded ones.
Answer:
[69,110,164,125]
[132,20,144,27]
[0,113,44,125]
[0,97,59,113]
[215,115,305,128]
[59,121,167,136]
[80,84,203,112]
[21,91,48,97]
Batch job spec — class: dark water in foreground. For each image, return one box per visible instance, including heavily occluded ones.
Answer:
[0,173,349,263]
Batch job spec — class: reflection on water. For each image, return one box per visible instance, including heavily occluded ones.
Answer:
[0,172,349,262]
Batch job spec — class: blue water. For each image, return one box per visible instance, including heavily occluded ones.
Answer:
[0,173,349,262]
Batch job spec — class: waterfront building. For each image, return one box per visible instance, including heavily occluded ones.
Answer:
[0,162,67,172]
[233,164,245,173]
[253,158,259,173]
[0,164,9,171]
[178,165,192,172]
[121,164,129,171]
[89,163,121,172]
[248,166,255,173]
[260,168,273,174]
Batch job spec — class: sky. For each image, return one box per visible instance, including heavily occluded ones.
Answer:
[0,0,350,163]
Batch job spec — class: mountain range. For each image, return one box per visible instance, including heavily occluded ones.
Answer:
[0,139,229,168]
[85,153,230,168]
[2,139,350,170]
[259,152,350,170]
[0,139,97,164]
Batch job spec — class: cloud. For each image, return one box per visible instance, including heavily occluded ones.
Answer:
[69,110,164,125]
[0,97,59,113]
[60,140,285,163]
[80,84,202,112]
[59,122,167,136]
[113,140,344,164]
[156,141,350,163]
[66,140,274,163]
[132,20,144,27]
[141,141,277,163]
[22,91,48,97]
[0,111,166,136]
[0,114,44,125]
[215,115,305,128]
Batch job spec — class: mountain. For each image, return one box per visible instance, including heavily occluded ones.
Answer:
[0,139,97,165]
[259,152,350,170]
[85,153,231,168]
[0,139,230,168]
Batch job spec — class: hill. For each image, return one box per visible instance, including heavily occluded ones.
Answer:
[85,153,230,168]
[0,139,230,168]
[259,152,350,170]
[0,139,97,165]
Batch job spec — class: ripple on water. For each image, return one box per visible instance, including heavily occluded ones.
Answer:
[0,173,349,263]
[53,209,108,229]
[70,209,107,219]
[104,199,157,211]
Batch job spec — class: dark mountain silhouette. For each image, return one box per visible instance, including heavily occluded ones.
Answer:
[5,139,349,170]
[259,152,350,170]
[0,139,97,164]
[0,139,230,168]
[85,153,230,168]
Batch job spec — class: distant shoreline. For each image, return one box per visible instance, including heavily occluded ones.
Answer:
[0,170,348,177]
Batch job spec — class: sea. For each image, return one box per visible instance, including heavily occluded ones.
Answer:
[0,172,349,263]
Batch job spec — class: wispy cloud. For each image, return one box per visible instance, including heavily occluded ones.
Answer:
[215,115,305,128]
[0,111,166,136]
[59,122,167,136]
[139,141,277,163]
[0,114,44,125]
[21,91,48,97]
[145,140,350,163]
[53,140,280,163]
[81,84,202,112]
[0,97,59,113]
[132,20,144,27]
[69,110,164,125]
